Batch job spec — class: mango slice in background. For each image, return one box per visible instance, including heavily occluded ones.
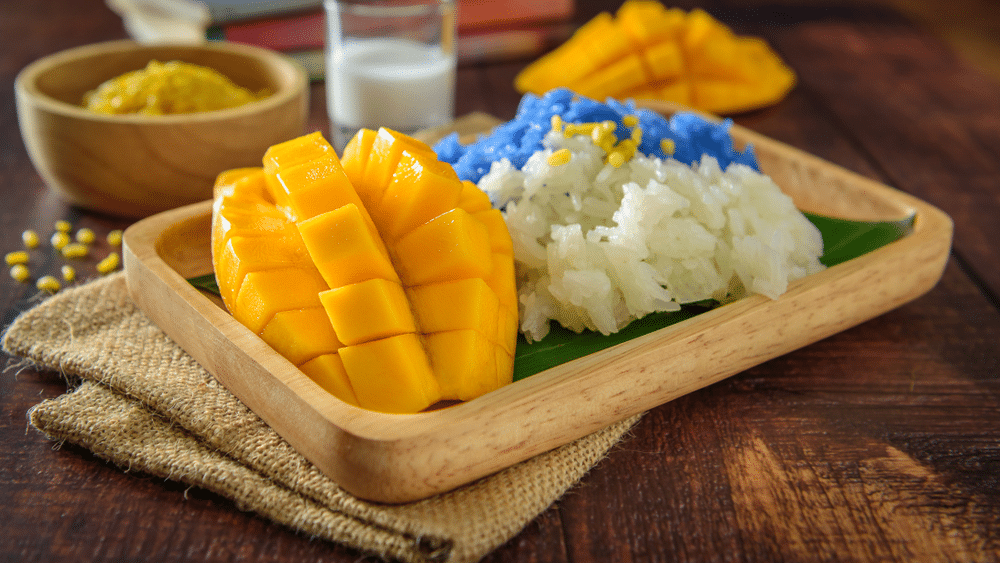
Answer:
[514,1,796,114]
[211,131,517,413]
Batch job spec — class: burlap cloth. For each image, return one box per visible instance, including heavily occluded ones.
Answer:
[4,272,640,562]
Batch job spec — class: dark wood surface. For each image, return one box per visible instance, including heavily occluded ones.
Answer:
[3,1,999,561]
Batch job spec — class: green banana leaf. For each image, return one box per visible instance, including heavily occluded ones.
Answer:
[188,211,916,382]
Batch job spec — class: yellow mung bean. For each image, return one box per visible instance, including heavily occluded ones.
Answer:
[61,242,88,259]
[660,138,676,156]
[10,264,29,283]
[550,114,564,133]
[5,250,28,266]
[36,275,60,293]
[547,148,572,166]
[97,252,120,274]
[22,230,40,248]
[50,231,70,250]
[75,228,96,244]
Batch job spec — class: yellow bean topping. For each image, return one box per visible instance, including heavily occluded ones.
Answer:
[36,275,60,293]
[547,148,573,166]
[50,231,70,250]
[22,230,39,249]
[10,264,29,283]
[83,60,270,115]
[5,251,28,266]
[97,252,120,275]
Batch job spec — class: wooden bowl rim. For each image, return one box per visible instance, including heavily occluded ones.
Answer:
[14,39,308,124]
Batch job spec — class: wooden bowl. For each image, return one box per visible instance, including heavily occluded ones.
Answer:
[14,40,309,218]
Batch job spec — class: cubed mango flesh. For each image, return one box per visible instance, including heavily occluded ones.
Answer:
[393,208,492,286]
[319,278,416,346]
[424,330,499,401]
[233,266,328,334]
[299,353,359,406]
[216,232,312,309]
[339,334,441,414]
[296,203,400,289]
[261,306,343,366]
[513,1,796,115]
[210,130,518,413]
[376,153,463,241]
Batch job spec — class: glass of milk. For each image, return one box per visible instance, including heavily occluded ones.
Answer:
[324,0,457,152]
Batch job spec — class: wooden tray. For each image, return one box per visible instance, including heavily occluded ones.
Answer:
[123,107,953,503]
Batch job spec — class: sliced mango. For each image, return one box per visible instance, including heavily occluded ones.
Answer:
[300,353,358,406]
[424,330,497,401]
[394,208,492,286]
[320,278,416,346]
[297,203,400,289]
[232,266,327,334]
[211,129,518,413]
[339,334,441,414]
[215,232,312,308]
[409,278,501,341]
[261,307,343,366]
[514,1,796,115]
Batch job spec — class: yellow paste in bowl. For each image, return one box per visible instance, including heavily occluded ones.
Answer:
[82,60,270,115]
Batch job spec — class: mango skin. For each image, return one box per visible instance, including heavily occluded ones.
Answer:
[514,1,796,115]
[211,130,518,413]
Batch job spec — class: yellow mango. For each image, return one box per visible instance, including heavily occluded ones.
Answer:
[216,232,312,309]
[319,278,416,346]
[485,252,517,309]
[339,334,441,414]
[340,127,377,187]
[495,347,514,389]
[232,266,328,334]
[457,180,493,213]
[261,307,343,366]
[296,203,400,289]
[514,1,796,115]
[268,153,365,222]
[473,209,513,255]
[358,128,439,209]
[262,130,332,173]
[424,330,498,401]
[574,54,649,102]
[643,41,685,81]
[211,169,288,263]
[300,353,359,406]
[408,278,501,342]
[514,12,615,95]
[497,305,519,357]
[618,1,686,45]
[376,152,463,241]
[393,207,492,286]
[211,130,519,413]
[213,167,272,200]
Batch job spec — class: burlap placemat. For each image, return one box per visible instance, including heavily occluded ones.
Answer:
[4,272,640,563]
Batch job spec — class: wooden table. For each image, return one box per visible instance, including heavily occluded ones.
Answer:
[3,1,998,561]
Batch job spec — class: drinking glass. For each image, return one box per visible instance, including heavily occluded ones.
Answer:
[324,0,457,152]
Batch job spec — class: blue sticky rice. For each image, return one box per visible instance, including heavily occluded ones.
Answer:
[433,88,758,184]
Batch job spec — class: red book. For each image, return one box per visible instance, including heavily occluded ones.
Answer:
[457,0,574,31]
[207,0,575,52]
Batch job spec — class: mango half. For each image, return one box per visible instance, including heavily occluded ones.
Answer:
[514,1,796,115]
[211,130,518,413]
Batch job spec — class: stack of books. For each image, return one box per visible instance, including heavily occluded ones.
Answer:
[106,0,576,79]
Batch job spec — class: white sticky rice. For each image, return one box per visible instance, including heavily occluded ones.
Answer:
[477,128,826,343]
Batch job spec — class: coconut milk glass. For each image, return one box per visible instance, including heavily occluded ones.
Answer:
[325,0,457,152]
